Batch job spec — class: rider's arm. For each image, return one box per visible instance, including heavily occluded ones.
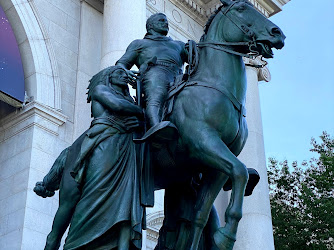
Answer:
[116,40,141,69]
[116,40,141,80]
[91,85,143,117]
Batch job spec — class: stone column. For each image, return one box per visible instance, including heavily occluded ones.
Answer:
[100,0,146,69]
[233,57,275,250]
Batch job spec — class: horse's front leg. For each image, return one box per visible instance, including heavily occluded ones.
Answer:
[184,130,248,250]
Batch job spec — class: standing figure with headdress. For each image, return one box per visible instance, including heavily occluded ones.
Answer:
[34,66,144,250]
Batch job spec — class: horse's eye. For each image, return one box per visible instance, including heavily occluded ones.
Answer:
[237,6,245,12]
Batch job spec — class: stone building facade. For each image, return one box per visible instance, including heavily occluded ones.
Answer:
[0,0,289,249]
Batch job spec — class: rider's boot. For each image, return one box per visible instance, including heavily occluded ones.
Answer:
[133,121,178,148]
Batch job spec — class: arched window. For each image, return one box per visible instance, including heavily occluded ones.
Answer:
[0,5,24,118]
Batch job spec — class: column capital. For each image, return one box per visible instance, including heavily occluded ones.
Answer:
[243,57,271,82]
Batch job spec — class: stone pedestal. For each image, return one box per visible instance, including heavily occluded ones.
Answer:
[234,57,274,250]
[100,0,146,69]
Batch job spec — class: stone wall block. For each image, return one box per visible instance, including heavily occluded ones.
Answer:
[49,21,79,53]
[59,121,76,144]
[52,41,79,71]
[12,168,29,194]
[0,178,11,200]
[61,80,76,105]
[24,207,53,234]
[21,227,48,250]
[1,129,33,161]
[6,190,27,215]
[48,0,81,21]
[35,73,57,108]
[0,150,31,181]
[58,63,77,87]
[66,15,80,38]
[62,47,79,71]
[6,208,25,234]
[61,100,75,123]
[34,0,67,30]
[0,229,22,250]
[32,127,58,155]
[0,214,7,236]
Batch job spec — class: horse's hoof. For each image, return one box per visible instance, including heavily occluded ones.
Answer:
[213,227,236,250]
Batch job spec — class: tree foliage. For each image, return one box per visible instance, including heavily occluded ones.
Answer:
[268,132,334,249]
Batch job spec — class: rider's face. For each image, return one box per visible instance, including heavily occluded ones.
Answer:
[110,69,129,87]
[150,15,169,35]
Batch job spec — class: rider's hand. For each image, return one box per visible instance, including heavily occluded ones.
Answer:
[125,69,139,89]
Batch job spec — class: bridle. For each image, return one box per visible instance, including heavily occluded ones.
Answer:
[197,1,259,59]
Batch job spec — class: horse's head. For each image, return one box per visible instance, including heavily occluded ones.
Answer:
[204,0,285,58]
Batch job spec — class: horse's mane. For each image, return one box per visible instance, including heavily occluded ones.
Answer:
[200,0,252,42]
[200,6,224,42]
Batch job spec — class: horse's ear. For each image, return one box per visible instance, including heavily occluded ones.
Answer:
[220,0,231,6]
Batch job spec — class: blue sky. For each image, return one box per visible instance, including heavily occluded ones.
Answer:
[260,0,334,163]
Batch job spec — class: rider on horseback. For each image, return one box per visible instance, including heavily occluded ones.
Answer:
[116,13,188,142]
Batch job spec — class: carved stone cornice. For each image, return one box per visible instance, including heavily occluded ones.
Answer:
[83,0,290,18]
[0,101,68,141]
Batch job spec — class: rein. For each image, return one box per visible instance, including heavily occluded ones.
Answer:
[196,1,260,59]
[197,40,257,59]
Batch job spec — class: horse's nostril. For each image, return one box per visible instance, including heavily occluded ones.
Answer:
[271,27,282,36]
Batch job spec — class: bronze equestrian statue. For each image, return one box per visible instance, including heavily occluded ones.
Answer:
[34,1,285,249]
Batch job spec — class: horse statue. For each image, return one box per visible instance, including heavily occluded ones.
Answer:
[150,0,286,249]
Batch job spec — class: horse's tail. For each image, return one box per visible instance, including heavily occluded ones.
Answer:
[33,147,69,198]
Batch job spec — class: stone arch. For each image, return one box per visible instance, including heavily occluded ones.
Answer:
[0,0,61,110]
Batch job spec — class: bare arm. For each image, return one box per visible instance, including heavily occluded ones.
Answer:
[91,85,143,117]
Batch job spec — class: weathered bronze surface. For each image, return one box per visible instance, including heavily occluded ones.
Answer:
[34,66,144,249]
[34,0,285,249]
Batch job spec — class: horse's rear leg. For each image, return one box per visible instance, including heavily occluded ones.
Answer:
[187,132,248,250]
